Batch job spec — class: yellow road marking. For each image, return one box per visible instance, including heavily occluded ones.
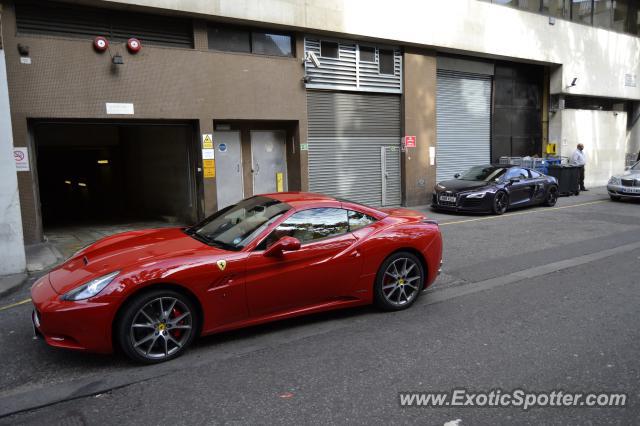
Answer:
[439,200,607,226]
[0,298,32,312]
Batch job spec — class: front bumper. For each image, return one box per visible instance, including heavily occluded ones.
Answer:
[431,192,493,213]
[607,184,640,198]
[31,275,115,353]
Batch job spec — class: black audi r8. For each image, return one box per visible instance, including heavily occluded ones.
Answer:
[432,165,559,215]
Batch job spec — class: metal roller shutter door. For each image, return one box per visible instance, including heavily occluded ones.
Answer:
[307,91,401,206]
[436,70,492,182]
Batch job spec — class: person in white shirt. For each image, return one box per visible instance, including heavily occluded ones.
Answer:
[570,143,588,191]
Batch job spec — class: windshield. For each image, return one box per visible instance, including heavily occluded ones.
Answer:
[186,196,291,251]
[458,166,508,182]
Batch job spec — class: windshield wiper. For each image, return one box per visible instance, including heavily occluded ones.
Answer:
[185,230,238,251]
[185,231,211,245]
[209,239,239,251]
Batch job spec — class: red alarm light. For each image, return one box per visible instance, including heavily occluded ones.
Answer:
[93,36,109,52]
[127,38,141,54]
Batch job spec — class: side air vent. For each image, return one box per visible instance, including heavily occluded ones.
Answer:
[15,1,194,49]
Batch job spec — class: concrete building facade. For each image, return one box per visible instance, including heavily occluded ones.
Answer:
[0,4,26,275]
[0,0,639,273]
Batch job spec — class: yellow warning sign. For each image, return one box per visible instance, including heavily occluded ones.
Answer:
[546,143,557,155]
[203,159,215,168]
[202,134,213,149]
[204,160,215,178]
[276,172,284,192]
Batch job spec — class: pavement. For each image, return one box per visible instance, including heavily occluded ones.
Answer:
[0,274,28,299]
[0,187,638,424]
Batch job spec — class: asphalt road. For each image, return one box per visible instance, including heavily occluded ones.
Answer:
[0,188,638,425]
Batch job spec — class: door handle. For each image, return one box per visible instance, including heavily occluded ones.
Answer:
[349,249,361,258]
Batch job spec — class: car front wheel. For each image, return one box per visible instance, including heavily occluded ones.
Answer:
[492,191,509,215]
[544,187,558,207]
[374,252,424,311]
[610,195,621,201]
[117,289,198,363]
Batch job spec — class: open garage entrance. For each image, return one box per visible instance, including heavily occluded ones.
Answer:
[33,121,200,243]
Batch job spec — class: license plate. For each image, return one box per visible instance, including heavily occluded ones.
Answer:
[622,187,640,193]
[440,195,456,203]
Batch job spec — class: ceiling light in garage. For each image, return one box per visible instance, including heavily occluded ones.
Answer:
[78,182,87,187]
[97,160,109,164]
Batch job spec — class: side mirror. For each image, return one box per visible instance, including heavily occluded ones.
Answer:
[264,236,301,257]
[625,166,631,171]
[454,173,461,179]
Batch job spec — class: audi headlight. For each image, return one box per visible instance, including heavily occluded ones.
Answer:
[465,192,487,199]
[61,271,120,301]
[608,176,621,185]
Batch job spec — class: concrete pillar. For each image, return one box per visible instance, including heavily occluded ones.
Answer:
[402,48,437,207]
[627,101,640,160]
[0,48,27,275]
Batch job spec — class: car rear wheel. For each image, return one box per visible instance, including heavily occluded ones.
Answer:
[374,252,424,311]
[544,186,558,207]
[492,191,509,215]
[117,290,197,364]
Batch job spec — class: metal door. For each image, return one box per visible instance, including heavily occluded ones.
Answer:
[307,91,401,206]
[436,70,491,182]
[381,146,401,206]
[251,130,287,195]
[214,130,243,209]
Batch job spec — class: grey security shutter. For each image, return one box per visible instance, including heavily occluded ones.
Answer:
[307,91,401,206]
[436,70,492,182]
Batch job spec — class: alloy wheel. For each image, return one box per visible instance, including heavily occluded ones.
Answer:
[381,257,422,307]
[129,297,193,360]
[494,192,508,214]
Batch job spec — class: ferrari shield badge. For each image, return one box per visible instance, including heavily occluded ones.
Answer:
[216,260,227,271]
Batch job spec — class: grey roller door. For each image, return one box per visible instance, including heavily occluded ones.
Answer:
[436,70,491,182]
[307,91,401,207]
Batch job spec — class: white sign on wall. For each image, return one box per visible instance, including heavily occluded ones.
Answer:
[106,102,135,115]
[202,149,215,160]
[13,147,30,171]
[624,73,637,87]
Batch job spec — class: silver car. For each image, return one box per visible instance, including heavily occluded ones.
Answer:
[607,161,640,201]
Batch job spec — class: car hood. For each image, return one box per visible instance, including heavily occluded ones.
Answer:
[437,179,494,192]
[611,170,640,179]
[48,227,219,295]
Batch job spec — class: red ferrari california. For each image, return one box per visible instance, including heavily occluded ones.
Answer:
[31,192,442,363]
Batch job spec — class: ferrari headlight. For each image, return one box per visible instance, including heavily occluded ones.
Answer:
[608,176,621,185]
[61,271,120,301]
[465,191,487,199]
